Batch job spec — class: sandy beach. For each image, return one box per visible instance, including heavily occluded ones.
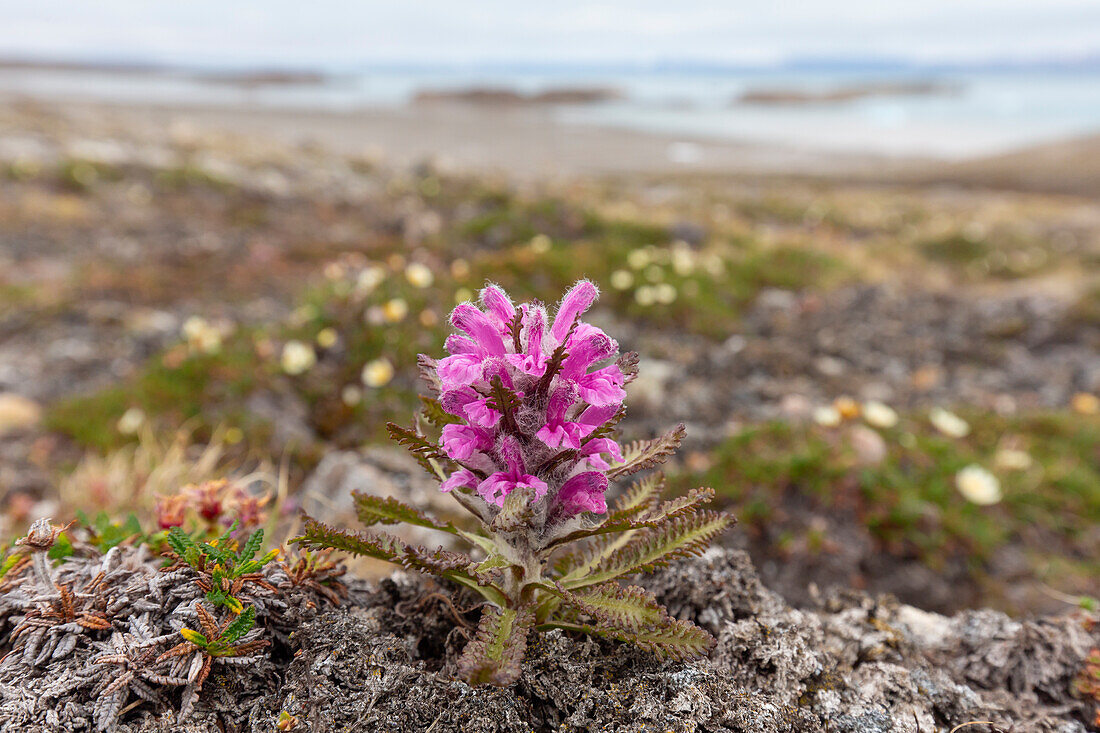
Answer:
[7,94,1095,198]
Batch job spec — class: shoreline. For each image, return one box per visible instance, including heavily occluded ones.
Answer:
[4,93,1100,196]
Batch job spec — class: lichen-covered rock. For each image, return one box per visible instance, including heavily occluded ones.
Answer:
[1,546,1096,732]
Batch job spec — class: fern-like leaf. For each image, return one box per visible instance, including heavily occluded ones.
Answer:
[617,351,640,385]
[544,488,716,549]
[236,529,264,564]
[606,424,686,480]
[417,354,442,393]
[353,492,457,534]
[557,583,667,631]
[628,617,715,660]
[457,605,534,686]
[420,396,462,426]
[385,421,449,475]
[295,517,406,564]
[564,510,733,588]
[221,606,256,644]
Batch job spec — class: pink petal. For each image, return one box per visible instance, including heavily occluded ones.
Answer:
[551,280,598,343]
[450,303,505,356]
[480,285,516,334]
[440,469,478,493]
[557,471,609,515]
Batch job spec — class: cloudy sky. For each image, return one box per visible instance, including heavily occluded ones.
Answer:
[1,1,1098,68]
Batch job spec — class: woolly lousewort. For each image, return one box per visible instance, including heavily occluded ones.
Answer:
[433,281,625,523]
[296,280,733,686]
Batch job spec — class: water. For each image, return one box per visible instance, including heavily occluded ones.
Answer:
[3,65,1099,160]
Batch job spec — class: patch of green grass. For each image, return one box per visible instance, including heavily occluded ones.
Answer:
[918,233,991,265]
[672,409,1100,569]
[46,339,261,452]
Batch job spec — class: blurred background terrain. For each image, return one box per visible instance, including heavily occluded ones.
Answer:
[0,1,1098,617]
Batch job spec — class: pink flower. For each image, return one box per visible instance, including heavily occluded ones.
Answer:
[422,281,630,521]
[537,388,617,450]
[578,437,624,470]
[555,471,609,515]
[440,468,479,493]
[441,424,493,461]
[551,280,598,344]
[476,437,548,507]
[442,387,501,428]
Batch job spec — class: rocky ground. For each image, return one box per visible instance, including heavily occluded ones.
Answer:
[2,542,1096,732]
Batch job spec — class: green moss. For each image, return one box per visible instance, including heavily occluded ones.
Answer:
[673,409,1100,569]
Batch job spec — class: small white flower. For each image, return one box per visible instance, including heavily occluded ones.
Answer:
[862,401,898,429]
[956,464,1002,505]
[994,448,1032,471]
[341,385,363,406]
[930,407,970,438]
[634,285,656,306]
[813,405,842,427]
[383,298,409,323]
[355,266,385,296]
[610,269,634,290]
[653,283,677,304]
[627,248,651,270]
[362,358,395,388]
[405,263,434,289]
[529,234,552,253]
[116,407,146,435]
[281,340,316,375]
[316,327,338,349]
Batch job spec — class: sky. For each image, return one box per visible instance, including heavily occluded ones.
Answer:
[1,1,1098,69]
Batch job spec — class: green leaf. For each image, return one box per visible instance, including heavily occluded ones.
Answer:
[457,605,534,686]
[353,492,456,534]
[606,424,686,480]
[557,583,667,631]
[419,396,462,426]
[610,473,666,516]
[295,518,406,563]
[236,529,264,564]
[47,531,74,561]
[221,605,256,644]
[166,527,197,559]
[625,617,715,660]
[563,510,733,589]
[546,487,717,550]
[295,517,507,606]
[386,421,450,475]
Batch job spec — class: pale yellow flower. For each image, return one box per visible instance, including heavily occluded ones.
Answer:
[1071,392,1099,415]
[530,234,552,254]
[994,448,1032,471]
[813,405,842,427]
[956,465,1002,505]
[862,401,898,429]
[610,269,634,290]
[627,248,651,270]
[405,262,434,289]
[450,258,471,279]
[362,358,395,388]
[634,285,656,306]
[316,328,338,349]
[653,283,677,304]
[116,407,146,435]
[281,340,317,375]
[930,407,969,438]
[383,298,409,323]
[341,385,363,406]
[356,266,385,296]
